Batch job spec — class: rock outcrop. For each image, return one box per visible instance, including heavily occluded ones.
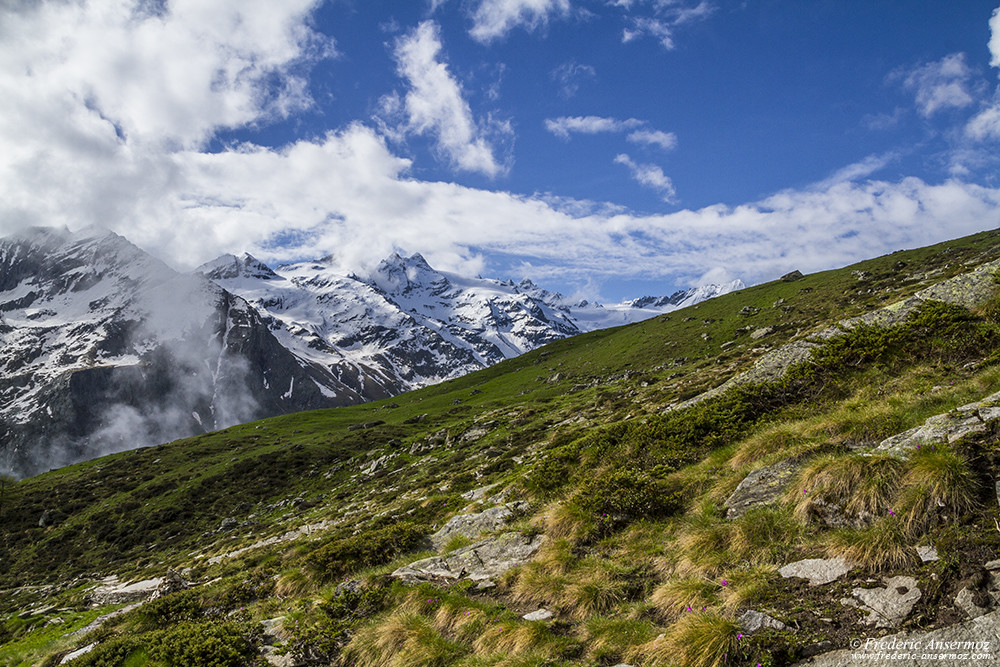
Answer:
[392,532,545,584]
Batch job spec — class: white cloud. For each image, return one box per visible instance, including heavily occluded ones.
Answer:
[812,152,898,189]
[620,1,714,49]
[626,128,677,151]
[390,21,510,177]
[544,115,643,138]
[0,0,330,152]
[990,6,1000,68]
[551,61,596,98]
[966,8,1000,141]
[901,53,974,117]
[469,0,571,43]
[614,153,677,202]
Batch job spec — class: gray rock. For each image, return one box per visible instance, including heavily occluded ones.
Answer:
[751,326,776,340]
[794,606,1000,666]
[430,501,530,551]
[725,459,801,519]
[740,306,760,316]
[260,646,300,667]
[260,616,286,638]
[392,532,545,584]
[851,576,921,628]
[60,643,97,664]
[873,394,1000,458]
[88,576,166,605]
[461,483,500,501]
[522,609,554,621]
[916,545,939,563]
[219,517,239,532]
[956,587,992,619]
[986,559,1000,571]
[780,558,854,586]
[739,609,787,633]
[781,270,805,282]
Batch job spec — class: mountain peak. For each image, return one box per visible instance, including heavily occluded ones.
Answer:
[196,253,282,281]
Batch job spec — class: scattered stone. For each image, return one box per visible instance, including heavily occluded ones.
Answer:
[429,502,531,551]
[781,270,805,282]
[260,645,299,667]
[916,545,939,562]
[260,616,287,638]
[402,414,428,424]
[739,609,788,634]
[750,326,775,340]
[461,483,500,502]
[701,332,711,341]
[60,643,97,664]
[725,459,801,519]
[985,559,1000,571]
[219,518,239,532]
[779,557,854,586]
[547,373,565,383]
[956,587,992,619]
[773,298,786,307]
[721,341,736,350]
[392,532,545,584]
[38,509,52,528]
[522,609,554,621]
[474,580,496,591]
[740,306,760,316]
[850,576,921,628]
[359,454,391,476]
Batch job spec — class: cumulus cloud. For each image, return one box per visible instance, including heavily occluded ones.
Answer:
[390,21,510,177]
[900,53,974,117]
[990,6,1000,68]
[613,153,677,202]
[812,152,898,190]
[469,0,571,43]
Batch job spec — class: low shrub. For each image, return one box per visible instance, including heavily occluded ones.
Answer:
[306,521,428,580]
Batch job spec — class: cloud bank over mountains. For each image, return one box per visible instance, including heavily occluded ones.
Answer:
[2,1,1000,300]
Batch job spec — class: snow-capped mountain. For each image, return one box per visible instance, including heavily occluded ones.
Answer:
[1,229,742,478]
[0,228,357,478]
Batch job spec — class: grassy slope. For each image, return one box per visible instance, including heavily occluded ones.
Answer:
[2,229,1000,666]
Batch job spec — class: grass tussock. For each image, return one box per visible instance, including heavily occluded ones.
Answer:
[630,611,741,667]
[825,517,918,572]
[794,453,904,524]
[718,564,779,610]
[729,507,801,564]
[650,577,720,618]
[344,612,468,667]
[579,616,659,662]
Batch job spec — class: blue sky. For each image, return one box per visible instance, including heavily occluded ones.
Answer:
[2,1,1000,302]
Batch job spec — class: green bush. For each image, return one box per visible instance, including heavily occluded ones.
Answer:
[147,621,257,667]
[306,521,428,580]
[286,584,390,662]
[573,469,682,534]
[64,637,145,667]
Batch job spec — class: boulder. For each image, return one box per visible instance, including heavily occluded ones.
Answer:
[429,501,530,551]
[849,576,921,628]
[725,459,801,519]
[751,326,776,340]
[779,558,854,586]
[392,532,545,584]
[523,609,554,621]
[781,270,805,282]
[60,643,97,664]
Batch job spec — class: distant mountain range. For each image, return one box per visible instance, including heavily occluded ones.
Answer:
[0,227,742,477]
